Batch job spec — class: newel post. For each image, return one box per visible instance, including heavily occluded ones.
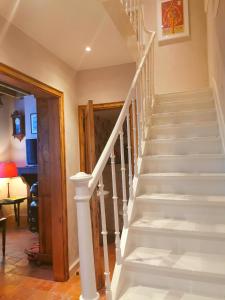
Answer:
[71,172,99,300]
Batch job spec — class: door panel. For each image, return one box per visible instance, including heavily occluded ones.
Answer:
[84,100,103,290]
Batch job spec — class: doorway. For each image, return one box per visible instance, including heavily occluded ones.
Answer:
[78,100,127,289]
[0,63,69,282]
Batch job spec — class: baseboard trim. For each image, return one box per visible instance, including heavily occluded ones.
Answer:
[212,78,225,153]
[69,258,80,276]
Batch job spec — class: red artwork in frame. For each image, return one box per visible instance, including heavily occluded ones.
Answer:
[162,0,184,35]
[157,0,189,43]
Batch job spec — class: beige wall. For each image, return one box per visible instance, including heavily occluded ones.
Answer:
[143,0,209,94]
[207,1,225,117]
[76,63,136,104]
[0,97,11,162]
[0,15,79,269]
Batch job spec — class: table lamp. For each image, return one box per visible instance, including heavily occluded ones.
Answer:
[0,162,18,198]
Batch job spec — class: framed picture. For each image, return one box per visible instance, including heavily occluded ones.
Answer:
[11,111,25,141]
[30,113,38,134]
[157,0,190,43]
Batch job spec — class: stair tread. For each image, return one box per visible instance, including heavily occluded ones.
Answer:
[148,136,220,143]
[152,109,216,117]
[125,246,225,278]
[137,193,225,204]
[141,172,225,178]
[156,89,212,100]
[120,286,218,300]
[151,121,217,130]
[142,154,225,160]
[156,98,213,106]
[131,216,225,236]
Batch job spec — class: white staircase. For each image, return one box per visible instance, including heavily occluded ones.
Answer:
[71,2,225,300]
[116,89,225,299]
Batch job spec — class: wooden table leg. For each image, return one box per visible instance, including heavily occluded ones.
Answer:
[2,219,6,257]
[14,203,18,226]
[17,203,20,227]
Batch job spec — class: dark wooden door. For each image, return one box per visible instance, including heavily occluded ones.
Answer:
[37,97,69,281]
[84,100,104,290]
[37,98,52,263]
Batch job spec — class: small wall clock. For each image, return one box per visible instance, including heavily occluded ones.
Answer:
[11,110,25,141]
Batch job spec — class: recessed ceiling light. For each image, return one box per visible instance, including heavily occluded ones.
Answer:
[85,46,92,52]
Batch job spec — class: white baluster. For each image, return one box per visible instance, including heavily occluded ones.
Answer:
[110,150,122,264]
[132,98,138,177]
[139,70,144,136]
[98,177,112,300]
[151,43,155,108]
[135,85,142,157]
[141,66,147,138]
[119,130,128,229]
[71,172,99,300]
[146,55,151,118]
[125,0,128,14]
[126,113,133,202]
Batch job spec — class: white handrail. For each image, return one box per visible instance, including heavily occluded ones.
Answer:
[71,2,156,299]
[89,31,155,195]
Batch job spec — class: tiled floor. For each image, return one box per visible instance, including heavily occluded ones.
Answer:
[0,229,115,299]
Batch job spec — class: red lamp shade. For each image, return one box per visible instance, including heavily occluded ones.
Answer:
[0,162,18,179]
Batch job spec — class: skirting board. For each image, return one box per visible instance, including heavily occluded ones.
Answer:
[69,258,80,276]
[212,78,225,153]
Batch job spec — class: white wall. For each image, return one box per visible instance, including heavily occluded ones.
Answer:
[76,63,136,104]
[0,15,79,268]
[143,0,209,94]
[207,1,225,121]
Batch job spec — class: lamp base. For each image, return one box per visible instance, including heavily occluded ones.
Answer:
[7,182,11,198]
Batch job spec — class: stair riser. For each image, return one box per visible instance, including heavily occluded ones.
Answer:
[156,91,212,102]
[145,140,222,155]
[157,96,213,105]
[127,230,225,256]
[152,111,217,126]
[134,201,225,223]
[122,267,225,298]
[141,157,225,173]
[148,124,219,139]
[138,176,225,196]
[154,101,214,113]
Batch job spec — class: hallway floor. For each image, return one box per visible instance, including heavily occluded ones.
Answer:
[0,229,113,299]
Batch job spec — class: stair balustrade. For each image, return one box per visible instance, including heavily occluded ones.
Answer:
[71,1,155,299]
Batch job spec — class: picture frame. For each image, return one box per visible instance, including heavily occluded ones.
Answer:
[11,111,25,141]
[30,113,37,134]
[157,0,190,43]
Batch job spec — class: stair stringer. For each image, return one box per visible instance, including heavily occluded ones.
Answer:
[111,169,141,300]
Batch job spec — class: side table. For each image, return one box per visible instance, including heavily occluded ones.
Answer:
[0,197,27,227]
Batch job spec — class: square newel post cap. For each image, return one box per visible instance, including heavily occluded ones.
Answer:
[70,172,92,202]
[70,172,92,183]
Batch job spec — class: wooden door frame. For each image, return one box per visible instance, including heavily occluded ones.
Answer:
[0,63,69,282]
[78,101,124,172]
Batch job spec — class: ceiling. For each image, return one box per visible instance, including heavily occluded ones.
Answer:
[0,0,134,71]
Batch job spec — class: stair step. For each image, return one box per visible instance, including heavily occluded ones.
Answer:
[136,193,225,205]
[148,122,219,139]
[144,136,222,155]
[125,247,225,283]
[141,154,225,173]
[139,173,225,196]
[152,109,217,126]
[155,89,212,103]
[154,99,214,113]
[119,286,219,300]
[131,216,225,239]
